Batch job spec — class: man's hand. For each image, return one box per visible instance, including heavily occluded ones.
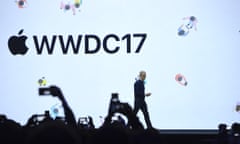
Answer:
[145,93,152,97]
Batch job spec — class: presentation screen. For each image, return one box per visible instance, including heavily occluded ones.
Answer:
[0,0,240,129]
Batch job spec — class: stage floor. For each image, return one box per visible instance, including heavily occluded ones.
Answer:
[159,129,219,135]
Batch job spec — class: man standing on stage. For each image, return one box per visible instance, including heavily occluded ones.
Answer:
[133,70,153,129]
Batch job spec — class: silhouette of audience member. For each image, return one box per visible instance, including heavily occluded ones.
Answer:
[0,115,22,144]
[104,94,144,130]
[47,85,77,127]
[77,116,95,129]
[88,116,95,129]
[39,86,77,127]
[132,128,161,144]
[24,86,80,144]
[25,111,53,127]
[229,123,240,144]
[93,119,129,144]
[25,120,81,144]
[217,124,229,144]
[25,86,76,127]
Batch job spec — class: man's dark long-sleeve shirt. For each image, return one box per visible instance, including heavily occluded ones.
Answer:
[134,80,145,101]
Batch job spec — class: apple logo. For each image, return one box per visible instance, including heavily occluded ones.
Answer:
[8,29,29,55]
